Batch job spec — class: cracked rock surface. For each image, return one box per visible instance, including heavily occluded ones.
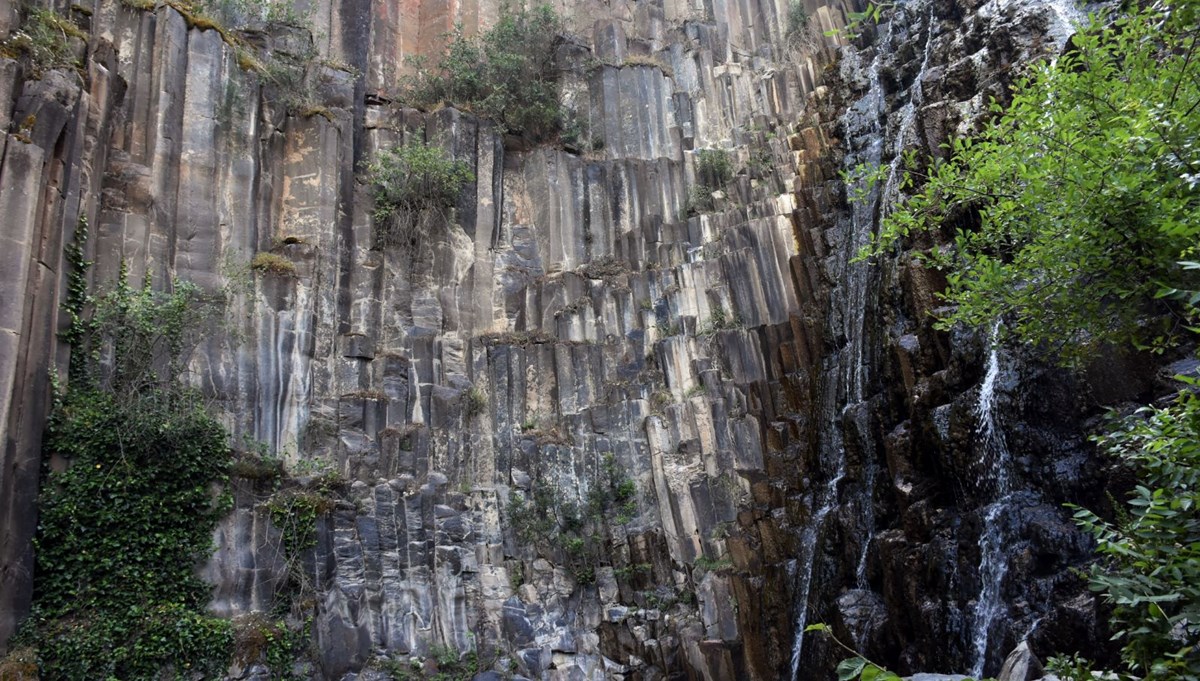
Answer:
[0,0,1128,677]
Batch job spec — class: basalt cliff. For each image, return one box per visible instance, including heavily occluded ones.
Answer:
[0,0,1145,677]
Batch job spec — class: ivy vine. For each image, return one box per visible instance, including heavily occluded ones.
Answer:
[14,218,235,679]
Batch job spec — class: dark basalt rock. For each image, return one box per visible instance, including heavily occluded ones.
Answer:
[0,0,1128,677]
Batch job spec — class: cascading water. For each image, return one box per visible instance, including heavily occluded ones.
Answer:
[788,475,843,677]
[784,0,1094,674]
[789,4,944,671]
[852,7,937,587]
[789,3,934,668]
[977,322,1012,493]
[787,30,888,673]
[410,363,425,425]
[969,322,1015,678]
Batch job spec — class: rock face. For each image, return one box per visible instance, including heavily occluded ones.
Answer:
[0,0,1131,678]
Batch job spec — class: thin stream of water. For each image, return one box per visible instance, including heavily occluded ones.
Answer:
[852,8,938,586]
[969,322,1014,677]
[789,7,898,672]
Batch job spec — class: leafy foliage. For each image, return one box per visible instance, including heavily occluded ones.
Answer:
[365,141,474,247]
[399,3,564,139]
[0,7,86,74]
[804,624,907,681]
[1069,387,1200,679]
[20,221,235,679]
[505,454,638,585]
[863,0,1200,360]
[687,148,736,215]
[65,256,220,394]
[233,612,311,672]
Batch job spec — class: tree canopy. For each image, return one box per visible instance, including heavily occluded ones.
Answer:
[865,0,1200,360]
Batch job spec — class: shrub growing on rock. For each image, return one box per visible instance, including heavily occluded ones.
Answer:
[366,141,474,247]
[1070,387,1200,678]
[862,0,1200,360]
[399,3,565,140]
[0,7,86,74]
[687,148,736,215]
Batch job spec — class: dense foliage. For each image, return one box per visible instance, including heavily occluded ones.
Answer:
[399,3,564,139]
[1070,390,1200,679]
[28,389,234,679]
[366,141,474,246]
[828,1,1200,679]
[16,221,235,679]
[865,0,1200,359]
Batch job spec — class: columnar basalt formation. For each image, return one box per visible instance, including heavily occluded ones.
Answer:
[0,0,1130,677]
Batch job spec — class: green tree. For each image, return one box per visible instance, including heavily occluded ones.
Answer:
[1069,387,1200,679]
[865,0,1200,360]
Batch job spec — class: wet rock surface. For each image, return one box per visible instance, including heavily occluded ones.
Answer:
[0,0,1129,678]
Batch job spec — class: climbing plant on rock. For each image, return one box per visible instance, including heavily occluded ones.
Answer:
[13,218,235,679]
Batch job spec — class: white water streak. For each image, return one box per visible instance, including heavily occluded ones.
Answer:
[970,322,1013,676]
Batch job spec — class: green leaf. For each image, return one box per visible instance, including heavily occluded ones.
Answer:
[837,657,868,681]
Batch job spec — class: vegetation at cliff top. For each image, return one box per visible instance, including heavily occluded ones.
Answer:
[861,0,1200,362]
[398,3,565,140]
[0,7,86,75]
[192,0,312,27]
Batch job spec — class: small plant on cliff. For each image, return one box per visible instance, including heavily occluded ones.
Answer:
[17,219,234,679]
[399,3,565,140]
[366,141,474,247]
[0,7,86,74]
[697,148,734,186]
[687,148,736,216]
[786,0,809,37]
[784,0,820,52]
[463,384,488,419]
[859,0,1200,361]
[251,251,298,276]
[505,454,639,587]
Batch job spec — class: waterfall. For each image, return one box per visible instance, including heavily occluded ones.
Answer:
[410,362,425,425]
[970,322,1014,677]
[837,16,888,597]
[977,322,1012,495]
[790,5,900,670]
[852,7,938,587]
[788,470,846,678]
